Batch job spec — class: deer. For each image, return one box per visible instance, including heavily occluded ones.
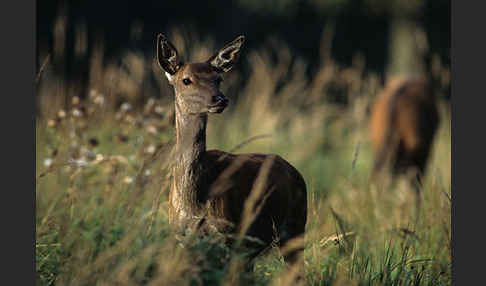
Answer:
[369,75,440,217]
[156,33,307,268]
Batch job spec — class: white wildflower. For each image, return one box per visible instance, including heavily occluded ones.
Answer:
[146,125,157,135]
[123,176,134,184]
[155,105,164,114]
[89,89,98,98]
[58,110,66,118]
[94,95,105,105]
[72,108,82,118]
[120,102,132,112]
[43,158,53,168]
[69,158,89,168]
[95,154,104,163]
[145,144,156,154]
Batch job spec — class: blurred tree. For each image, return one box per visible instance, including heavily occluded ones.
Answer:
[309,0,352,15]
[310,0,431,78]
[237,0,300,16]
[371,0,428,78]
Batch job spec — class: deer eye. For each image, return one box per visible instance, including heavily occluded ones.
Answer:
[182,78,192,85]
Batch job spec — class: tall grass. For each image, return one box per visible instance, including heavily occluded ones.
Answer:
[36,27,451,285]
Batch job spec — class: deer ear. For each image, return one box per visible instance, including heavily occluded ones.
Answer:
[157,34,181,76]
[207,35,245,73]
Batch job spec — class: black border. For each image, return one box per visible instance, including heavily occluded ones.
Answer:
[2,0,35,284]
[1,0,464,285]
[452,0,485,285]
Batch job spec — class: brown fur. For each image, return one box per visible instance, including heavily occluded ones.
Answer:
[169,150,307,259]
[370,76,440,186]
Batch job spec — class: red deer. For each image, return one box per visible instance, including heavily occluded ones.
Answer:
[369,76,440,212]
[156,34,307,266]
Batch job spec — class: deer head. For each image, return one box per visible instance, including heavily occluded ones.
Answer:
[157,34,245,115]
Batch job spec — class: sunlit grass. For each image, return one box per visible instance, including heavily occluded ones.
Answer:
[36,28,451,286]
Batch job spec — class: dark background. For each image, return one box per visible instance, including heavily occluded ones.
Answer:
[36,0,450,96]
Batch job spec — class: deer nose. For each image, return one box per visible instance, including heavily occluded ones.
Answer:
[212,94,228,105]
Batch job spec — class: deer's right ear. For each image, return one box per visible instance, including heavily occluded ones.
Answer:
[157,34,181,81]
[207,35,245,73]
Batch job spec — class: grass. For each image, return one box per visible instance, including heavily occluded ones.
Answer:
[36,28,451,286]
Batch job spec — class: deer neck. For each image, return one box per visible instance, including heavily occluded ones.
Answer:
[172,102,208,219]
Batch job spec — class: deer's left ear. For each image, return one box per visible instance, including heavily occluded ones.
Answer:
[207,35,245,73]
[157,33,181,77]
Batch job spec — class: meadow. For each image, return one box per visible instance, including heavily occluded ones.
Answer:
[36,30,451,286]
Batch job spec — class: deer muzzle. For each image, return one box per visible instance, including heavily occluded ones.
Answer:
[208,94,229,113]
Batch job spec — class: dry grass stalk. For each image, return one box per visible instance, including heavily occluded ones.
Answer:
[237,155,276,241]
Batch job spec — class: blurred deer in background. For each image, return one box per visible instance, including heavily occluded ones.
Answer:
[369,75,440,216]
[156,34,307,270]
[370,77,440,178]
[370,26,443,219]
